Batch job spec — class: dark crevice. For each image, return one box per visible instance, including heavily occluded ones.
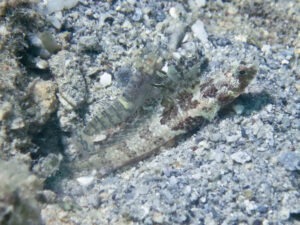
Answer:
[30,113,72,188]
[30,114,63,158]
[219,91,273,117]
[290,212,300,221]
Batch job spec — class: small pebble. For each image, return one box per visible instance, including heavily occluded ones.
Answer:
[11,117,25,130]
[191,20,208,44]
[28,34,43,47]
[226,134,240,143]
[278,152,300,171]
[87,194,101,208]
[132,8,143,22]
[152,212,164,224]
[169,7,179,19]
[233,104,245,115]
[100,72,112,87]
[0,102,12,121]
[129,205,149,220]
[93,134,107,142]
[46,0,79,14]
[244,200,257,214]
[47,13,63,29]
[261,44,272,55]
[76,176,95,187]
[169,176,178,186]
[39,31,61,54]
[231,151,251,164]
[78,35,101,52]
[36,59,49,69]
[257,205,269,214]
[85,9,93,16]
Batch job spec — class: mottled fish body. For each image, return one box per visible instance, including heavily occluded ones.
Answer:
[71,38,258,177]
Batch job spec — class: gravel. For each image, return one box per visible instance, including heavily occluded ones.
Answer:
[0,0,299,225]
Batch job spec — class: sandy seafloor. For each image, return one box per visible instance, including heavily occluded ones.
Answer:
[0,0,299,224]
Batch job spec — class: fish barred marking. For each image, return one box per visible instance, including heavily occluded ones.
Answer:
[82,49,167,137]
[79,42,206,142]
[72,40,258,177]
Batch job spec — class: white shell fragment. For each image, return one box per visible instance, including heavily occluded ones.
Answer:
[191,20,208,44]
[169,7,179,19]
[36,59,49,69]
[161,63,169,74]
[45,0,79,14]
[76,175,95,187]
[233,104,245,115]
[92,134,107,143]
[100,72,112,88]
